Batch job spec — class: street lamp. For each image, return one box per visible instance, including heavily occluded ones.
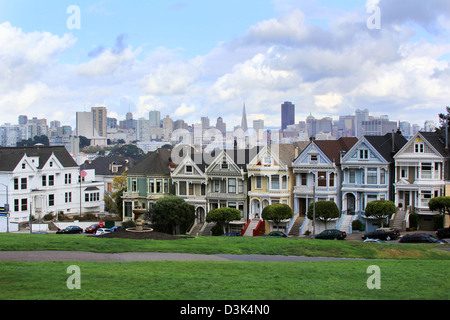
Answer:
[312,173,325,238]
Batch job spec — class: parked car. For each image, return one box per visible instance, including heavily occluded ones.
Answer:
[56,226,83,234]
[220,232,241,237]
[110,226,122,232]
[399,233,447,244]
[314,229,346,240]
[85,224,101,234]
[264,231,288,238]
[436,227,450,239]
[95,228,112,235]
[362,228,400,241]
[363,238,385,243]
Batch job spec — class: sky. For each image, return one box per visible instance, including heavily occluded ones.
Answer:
[1,0,450,130]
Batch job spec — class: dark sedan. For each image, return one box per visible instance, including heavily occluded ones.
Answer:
[436,227,450,239]
[264,231,288,238]
[362,228,400,241]
[56,226,84,234]
[315,229,346,240]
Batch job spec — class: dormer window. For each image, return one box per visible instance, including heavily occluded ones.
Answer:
[186,165,193,174]
[22,163,26,169]
[49,161,53,167]
[310,155,318,162]
[221,161,228,169]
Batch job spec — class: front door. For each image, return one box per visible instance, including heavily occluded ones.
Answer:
[347,193,355,215]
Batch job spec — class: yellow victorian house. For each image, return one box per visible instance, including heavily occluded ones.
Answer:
[247,143,308,234]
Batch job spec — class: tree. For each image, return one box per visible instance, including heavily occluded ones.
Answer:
[428,196,450,216]
[104,173,128,217]
[364,200,397,228]
[206,207,241,235]
[151,196,195,235]
[79,136,91,149]
[307,201,340,230]
[429,197,450,229]
[261,203,293,231]
[16,135,50,147]
[109,144,145,160]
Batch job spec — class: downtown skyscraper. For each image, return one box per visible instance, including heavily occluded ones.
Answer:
[281,101,295,130]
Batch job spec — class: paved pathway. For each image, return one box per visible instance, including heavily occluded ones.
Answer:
[0,251,362,262]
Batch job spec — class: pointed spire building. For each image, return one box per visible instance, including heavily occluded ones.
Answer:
[241,103,248,132]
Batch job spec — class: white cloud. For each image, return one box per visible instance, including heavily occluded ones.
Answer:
[77,46,141,77]
[2,2,450,130]
[173,103,196,118]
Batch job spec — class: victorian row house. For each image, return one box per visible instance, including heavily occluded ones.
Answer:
[393,131,450,230]
[292,137,358,234]
[121,129,450,235]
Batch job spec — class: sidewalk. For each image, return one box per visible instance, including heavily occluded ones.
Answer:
[0,251,362,262]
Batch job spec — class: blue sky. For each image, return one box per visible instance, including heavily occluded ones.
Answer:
[0,0,450,130]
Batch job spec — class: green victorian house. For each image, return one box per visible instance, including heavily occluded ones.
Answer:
[122,148,175,220]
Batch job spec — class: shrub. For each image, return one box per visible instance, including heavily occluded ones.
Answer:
[121,220,136,229]
[409,212,419,229]
[352,220,364,231]
[43,213,54,221]
[433,214,444,230]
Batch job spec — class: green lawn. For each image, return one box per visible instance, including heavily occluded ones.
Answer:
[0,260,448,300]
[0,233,449,301]
[1,233,449,260]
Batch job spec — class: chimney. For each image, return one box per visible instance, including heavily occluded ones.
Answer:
[392,130,395,153]
[294,147,299,160]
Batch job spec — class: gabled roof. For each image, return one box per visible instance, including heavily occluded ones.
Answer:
[365,132,407,162]
[80,156,136,176]
[394,130,450,159]
[249,142,309,170]
[126,148,173,176]
[314,137,358,165]
[0,146,78,171]
[419,131,450,158]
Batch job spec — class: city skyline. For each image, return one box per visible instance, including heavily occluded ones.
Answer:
[0,1,449,129]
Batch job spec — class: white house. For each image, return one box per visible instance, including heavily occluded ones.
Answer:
[0,146,104,223]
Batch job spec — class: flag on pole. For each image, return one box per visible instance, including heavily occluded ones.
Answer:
[78,167,87,178]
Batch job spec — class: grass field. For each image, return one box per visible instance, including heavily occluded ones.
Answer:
[1,233,449,260]
[0,233,449,301]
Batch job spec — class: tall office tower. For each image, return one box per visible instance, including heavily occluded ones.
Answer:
[76,111,94,137]
[163,115,173,141]
[241,104,248,132]
[201,117,210,131]
[216,117,226,135]
[50,120,61,129]
[355,108,369,138]
[149,110,161,128]
[18,115,28,125]
[281,101,295,130]
[137,118,151,142]
[400,121,411,137]
[92,106,107,137]
[361,118,398,136]
[253,119,264,131]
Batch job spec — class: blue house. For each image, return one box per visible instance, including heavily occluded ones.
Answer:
[293,137,357,234]
[340,132,407,232]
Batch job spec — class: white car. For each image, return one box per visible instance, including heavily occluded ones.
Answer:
[95,228,112,235]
